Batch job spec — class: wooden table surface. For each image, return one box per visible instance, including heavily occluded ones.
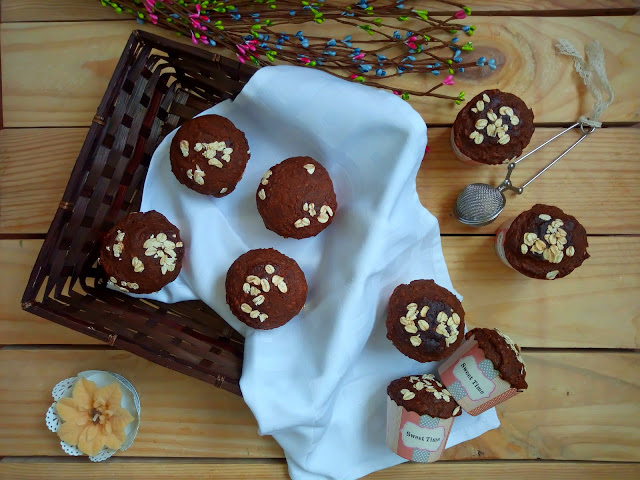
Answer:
[1,1,639,478]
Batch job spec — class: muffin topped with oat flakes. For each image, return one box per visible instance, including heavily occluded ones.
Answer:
[99,211,185,294]
[225,248,307,330]
[498,204,589,280]
[170,114,250,197]
[386,279,465,362]
[256,156,337,239]
[387,374,462,419]
[465,328,527,390]
[451,89,535,165]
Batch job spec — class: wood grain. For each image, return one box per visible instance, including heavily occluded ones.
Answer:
[2,234,638,347]
[2,16,639,127]
[0,349,638,460]
[420,127,640,235]
[1,8,639,477]
[1,127,638,235]
[2,0,123,22]
[0,349,281,458]
[0,461,639,479]
[1,21,151,127]
[0,240,101,345]
[446,236,640,349]
[315,15,640,125]
[2,0,638,23]
[0,128,80,234]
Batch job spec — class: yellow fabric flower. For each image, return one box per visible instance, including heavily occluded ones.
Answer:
[55,378,134,456]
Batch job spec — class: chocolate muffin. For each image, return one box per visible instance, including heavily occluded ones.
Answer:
[170,114,250,197]
[100,211,185,294]
[451,89,534,165]
[226,248,307,330]
[386,280,465,362]
[466,328,527,390]
[499,204,590,280]
[256,156,337,239]
[387,374,462,419]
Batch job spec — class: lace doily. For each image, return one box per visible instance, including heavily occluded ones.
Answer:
[45,370,141,462]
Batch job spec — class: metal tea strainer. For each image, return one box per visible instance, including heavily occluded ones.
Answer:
[454,122,596,227]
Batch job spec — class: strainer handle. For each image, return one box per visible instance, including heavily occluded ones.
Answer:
[497,122,596,194]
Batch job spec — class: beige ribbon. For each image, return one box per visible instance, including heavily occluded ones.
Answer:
[555,39,614,128]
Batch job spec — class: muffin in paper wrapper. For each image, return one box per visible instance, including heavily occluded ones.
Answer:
[386,396,454,463]
[450,129,486,166]
[449,129,517,167]
[494,217,517,270]
[437,336,524,416]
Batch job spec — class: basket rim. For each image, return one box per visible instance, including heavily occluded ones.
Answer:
[22,29,257,306]
[21,29,257,396]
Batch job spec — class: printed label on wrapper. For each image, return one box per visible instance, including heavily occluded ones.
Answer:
[494,218,516,270]
[437,337,521,416]
[386,396,454,463]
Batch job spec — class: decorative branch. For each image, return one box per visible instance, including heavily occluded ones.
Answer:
[99,0,497,103]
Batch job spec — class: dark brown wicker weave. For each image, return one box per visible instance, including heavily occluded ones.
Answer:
[22,30,258,396]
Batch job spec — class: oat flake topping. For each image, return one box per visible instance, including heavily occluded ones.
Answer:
[239,264,290,323]
[194,141,232,168]
[143,232,181,275]
[112,230,125,258]
[468,93,519,147]
[401,302,460,348]
[520,215,574,272]
[403,375,452,402]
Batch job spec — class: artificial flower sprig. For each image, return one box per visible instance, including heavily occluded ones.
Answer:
[99,0,498,102]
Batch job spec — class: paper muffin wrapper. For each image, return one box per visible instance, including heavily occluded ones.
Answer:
[437,337,522,416]
[450,129,486,166]
[386,396,454,463]
[494,217,517,271]
[45,370,141,462]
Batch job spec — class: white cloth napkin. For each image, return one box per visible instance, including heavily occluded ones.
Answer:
[137,66,499,479]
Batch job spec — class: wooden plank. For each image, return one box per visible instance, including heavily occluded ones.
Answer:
[2,0,638,23]
[0,240,101,345]
[0,129,80,235]
[2,0,122,22]
[353,14,640,125]
[446,236,640,349]
[2,16,639,127]
[1,237,638,348]
[1,127,638,235]
[0,461,639,479]
[421,127,640,235]
[0,349,638,460]
[0,349,281,458]
[1,21,151,127]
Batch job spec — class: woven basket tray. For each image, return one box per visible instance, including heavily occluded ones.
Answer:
[22,30,258,396]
